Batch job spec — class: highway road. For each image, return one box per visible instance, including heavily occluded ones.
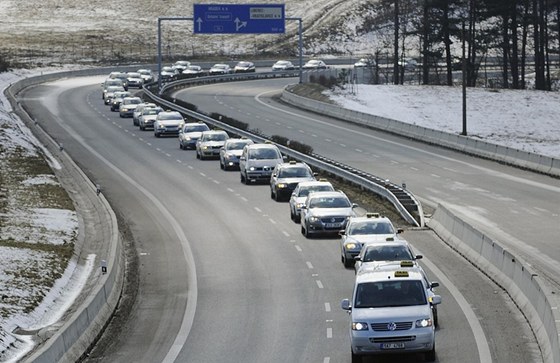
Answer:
[173,78,560,291]
[17,75,540,362]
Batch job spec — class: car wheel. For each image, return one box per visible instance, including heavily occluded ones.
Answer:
[196,151,200,159]
[220,160,224,169]
[294,215,301,223]
[425,345,436,362]
[290,209,295,221]
[119,114,124,118]
[343,254,353,268]
[351,351,362,363]
[270,188,275,199]
[240,173,245,183]
[433,308,439,328]
[179,143,184,150]
[155,133,160,138]
[140,125,144,131]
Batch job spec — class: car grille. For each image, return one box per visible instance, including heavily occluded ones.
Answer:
[371,322,413,331]
[370,336,416,343]
[319,217,346,224]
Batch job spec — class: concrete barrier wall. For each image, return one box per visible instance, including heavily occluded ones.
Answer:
[429,205,560,363]
[6,69,126,363]
[281,87,560,177]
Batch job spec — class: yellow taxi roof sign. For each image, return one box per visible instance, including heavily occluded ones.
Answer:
[394,270,409,277]
[400,261,414,267]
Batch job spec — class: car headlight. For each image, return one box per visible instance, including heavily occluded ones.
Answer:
[309,216,320,222]
[296,202,305,208]
[344,242,358,250]
[202,145,209,150]
[184,136,192,141]
[352,322,369,331]
[249,166,255,171]
[277,183,287,189]
[415,318,432,328]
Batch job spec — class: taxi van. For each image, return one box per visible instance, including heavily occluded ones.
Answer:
[341,261,442,362]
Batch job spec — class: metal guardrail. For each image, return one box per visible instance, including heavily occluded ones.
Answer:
[142,74,423,227]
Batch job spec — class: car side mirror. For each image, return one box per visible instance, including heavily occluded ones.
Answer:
[354,256,362,261]
[341,299,351,311]
[352,203,358,208]
[397,228,404,234]
[415,254,423,260]
[431,282,439,289]
[240,156,246,161]
[430,295,442,305]
[338,229,346,236]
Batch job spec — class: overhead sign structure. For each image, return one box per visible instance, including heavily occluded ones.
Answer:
[193,4,285,34]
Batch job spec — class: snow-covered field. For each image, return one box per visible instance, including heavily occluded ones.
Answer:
[326,84,560,158]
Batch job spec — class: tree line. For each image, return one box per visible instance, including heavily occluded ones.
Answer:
[369,0,560,90]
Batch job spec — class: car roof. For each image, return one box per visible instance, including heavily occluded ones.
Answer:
[245,143,279,149]
[202,130,227,134]
[307,190,346,199]
[355,262,425,284]
[297,180,332,187]
[347,213,393,223]
[277,161,309,169]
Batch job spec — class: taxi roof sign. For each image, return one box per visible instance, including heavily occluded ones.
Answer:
[400,260,414,267]
[394,270,409,277]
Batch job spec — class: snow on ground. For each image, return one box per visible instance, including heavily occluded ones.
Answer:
[0,68,83,360]
[326,84,560,158]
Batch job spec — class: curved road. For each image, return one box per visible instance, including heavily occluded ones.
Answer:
[174,78,560,291]
[17,76,539,362]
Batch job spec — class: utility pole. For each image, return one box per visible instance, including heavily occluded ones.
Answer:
[461,20,467,136]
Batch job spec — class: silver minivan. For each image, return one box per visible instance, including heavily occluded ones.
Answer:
[239,143,284,184]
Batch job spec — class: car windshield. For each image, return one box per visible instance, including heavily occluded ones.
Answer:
[248,148,280,160]
[187,66,201,71]
[204,133,227,141]
[124,98,141,105]
[237,62,251,67]
[354,280,426,308]
[186,124,209,132]
[362,245,413,262]
[143,108,160,115]
[159,113,182,120]
[107,86,123,92]
[278,167,312,178]
[213,64,227,69]
[348,221,394,235]
[309,196,350,208]
[298,185,333,197]
[227,141,250,150]
[127,73,140,78]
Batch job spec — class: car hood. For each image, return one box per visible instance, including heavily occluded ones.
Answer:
[309,208,355,217]
[157,120,182,126]
[351,304,430,321]
[200,141,226,147]
[246,159,282,169]
[344,234,398,244]
[278,177,315,185]
[142,115,158,121]
[225,149,243,157]
[183,132,203,139]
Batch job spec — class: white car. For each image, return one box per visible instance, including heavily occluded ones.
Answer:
[178,122,210,149]
[126,72,143,88]
[219,138,254,170]
[195,130,229,160]
[132,103,156,126]
[153,111,184,137]
[288,179,334,223]
[300,190,357,238]
[137,69,154,83]
[239,143,285,184]
[341,262,441,362]
[272,60,295,71]
[208,63,232,75]
[302,59,327,69]
[339,213,404,267]
[138,106,162,131]
[119,97,142,118]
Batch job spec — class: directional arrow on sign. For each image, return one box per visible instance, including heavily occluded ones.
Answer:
[234,18,247,32]
[196,17,203,32]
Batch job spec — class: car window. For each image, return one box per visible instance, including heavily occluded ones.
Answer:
[309,196,350,208]
[186,125,209,132]
[249,148,280,160]
[227,141,250,150]
[143,108,160,115]
[354,280,426,308]
[278,167,311,178]
[204,133,227,141]
[348,221,394,235]
[298,185,333,197]
[159,113,182,120]
[363,245,413,262]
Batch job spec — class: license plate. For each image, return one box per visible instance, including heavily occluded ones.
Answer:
[325,223,341,228]
[380,343,405,349]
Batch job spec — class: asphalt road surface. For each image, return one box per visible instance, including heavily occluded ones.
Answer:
[17,75,540,363]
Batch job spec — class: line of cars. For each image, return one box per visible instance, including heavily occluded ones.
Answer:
[101,92,442,361]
